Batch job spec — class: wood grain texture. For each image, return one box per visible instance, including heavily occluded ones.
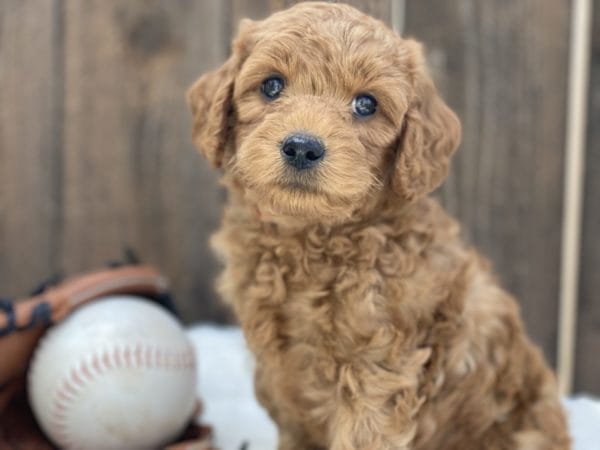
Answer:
[0,0,232,322]
[575,2,600,395]
[0,0,65,299]
[268,0,391,22]
[229,0,391,28]
[403,1,570,365]
[231,0,272,22]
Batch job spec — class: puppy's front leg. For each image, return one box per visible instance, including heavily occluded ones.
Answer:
[278,430,326,450]
[329,400,417,450]
[328,350,430,450]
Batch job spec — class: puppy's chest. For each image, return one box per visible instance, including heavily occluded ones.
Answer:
[236,225,413,345]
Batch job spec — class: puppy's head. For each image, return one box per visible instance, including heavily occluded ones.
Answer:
[188,2,460,223]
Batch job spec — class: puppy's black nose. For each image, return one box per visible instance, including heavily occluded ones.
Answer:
[280,133,325,170]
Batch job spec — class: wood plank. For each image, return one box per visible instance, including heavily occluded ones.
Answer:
[0,1,233,322]
[268,0,391,23]
[0,1,64,298]
[575,2,600,395]
[231,0,272,23]
[404,1,571,365]
[58,0,232,322]
[228,0,272,50]
[228,0,392,34]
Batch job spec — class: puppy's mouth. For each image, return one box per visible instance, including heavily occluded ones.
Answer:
[276,169,322,194]
[278,181,318,193]
[249,184,345,222]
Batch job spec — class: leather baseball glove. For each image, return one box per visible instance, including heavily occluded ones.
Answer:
[0,264,214,450]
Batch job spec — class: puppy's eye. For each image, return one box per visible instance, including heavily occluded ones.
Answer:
[261,76,285,100]
[352,94,378,117]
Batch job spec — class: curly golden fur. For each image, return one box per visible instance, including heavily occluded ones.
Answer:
[187,3,571,449]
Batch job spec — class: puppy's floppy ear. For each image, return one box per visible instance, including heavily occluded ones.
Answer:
[393,40,461,200]
[186,19,256,168]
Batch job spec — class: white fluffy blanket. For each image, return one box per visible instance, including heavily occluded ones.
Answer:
[187,326,600,450]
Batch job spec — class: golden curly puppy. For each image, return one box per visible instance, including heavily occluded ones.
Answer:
[187,2,571,449]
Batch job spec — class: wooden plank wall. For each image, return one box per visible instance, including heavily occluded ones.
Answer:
[575,2,599,394]
[0,1,595,393]
[403,1,570,367]
[0,0,231,322]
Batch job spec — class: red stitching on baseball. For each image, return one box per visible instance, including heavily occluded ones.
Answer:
[102,350,112,369]
[54,401,66,411]
[91,354,102,374]
[47,342,195,449]
[145,346,153,368]
[155,347,164,368]
[62,379,77,396]
[123,346,132,368]
[113,346,122,368]
[70,368,84,387]
[134,343,143,366]
[80,360,93,381]
[51,411,73,450]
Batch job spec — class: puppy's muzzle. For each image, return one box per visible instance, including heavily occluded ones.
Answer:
[280,133,325,170]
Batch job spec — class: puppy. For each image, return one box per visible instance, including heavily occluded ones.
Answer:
[187,2,571,449]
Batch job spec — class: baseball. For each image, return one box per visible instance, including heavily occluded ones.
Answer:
[28,296,197,450]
